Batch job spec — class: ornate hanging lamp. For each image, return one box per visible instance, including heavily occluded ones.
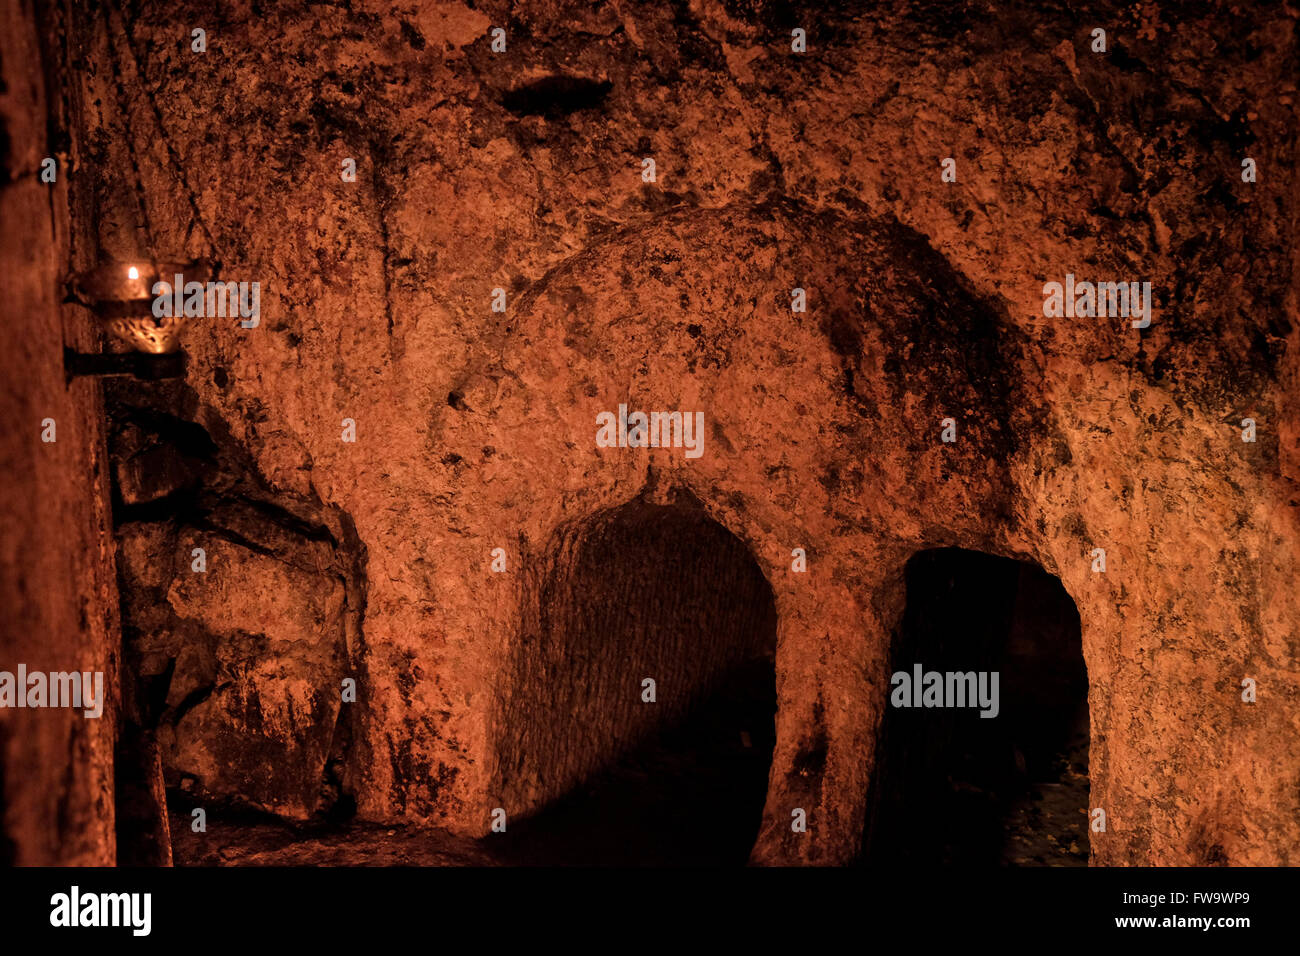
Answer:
[64,258,215,379]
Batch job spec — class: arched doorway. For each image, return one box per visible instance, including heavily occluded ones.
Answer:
[492,494,778,865]
[864,548,1089,865]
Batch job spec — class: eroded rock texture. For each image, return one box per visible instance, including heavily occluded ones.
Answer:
[0,0,119,866]
[118,503,353,820]
[6,0,1293,865]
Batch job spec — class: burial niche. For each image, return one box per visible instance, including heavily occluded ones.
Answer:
[863,548,1089,866]
[493,494,777,865]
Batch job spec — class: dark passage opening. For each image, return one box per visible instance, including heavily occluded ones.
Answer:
[864,548,1089,866]
[492,496,777,866]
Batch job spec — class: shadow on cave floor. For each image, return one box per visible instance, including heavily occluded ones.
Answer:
[167,659,775,867]
[483,658,777,867]
[169,810,495,866]
[863,548,1090,867]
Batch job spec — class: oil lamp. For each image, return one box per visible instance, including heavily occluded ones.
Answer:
[64,258,215,381]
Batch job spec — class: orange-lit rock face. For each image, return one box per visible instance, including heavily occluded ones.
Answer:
[0,3,120,866]
[5,0,1293,866]
[118,511,351,821]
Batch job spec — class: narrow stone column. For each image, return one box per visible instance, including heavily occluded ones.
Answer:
[751,556,900,865]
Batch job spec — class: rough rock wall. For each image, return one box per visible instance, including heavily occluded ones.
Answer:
[0,0,119,865]
[80,0,1298,865]
[117,496,353,821]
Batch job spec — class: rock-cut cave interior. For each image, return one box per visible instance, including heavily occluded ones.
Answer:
[1,0,1297,873]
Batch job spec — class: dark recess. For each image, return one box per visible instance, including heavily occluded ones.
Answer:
[864,548,1089,866]
[501,75,613,118]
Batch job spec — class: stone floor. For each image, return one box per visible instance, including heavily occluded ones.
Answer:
[170,737,1089,867]
[171,813,493,866]
[1000,734,1092,867]
[173,660,778,867]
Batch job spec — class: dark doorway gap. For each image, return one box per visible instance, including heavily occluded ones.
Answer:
[494,497,778,865]
[864,548,1089,866]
